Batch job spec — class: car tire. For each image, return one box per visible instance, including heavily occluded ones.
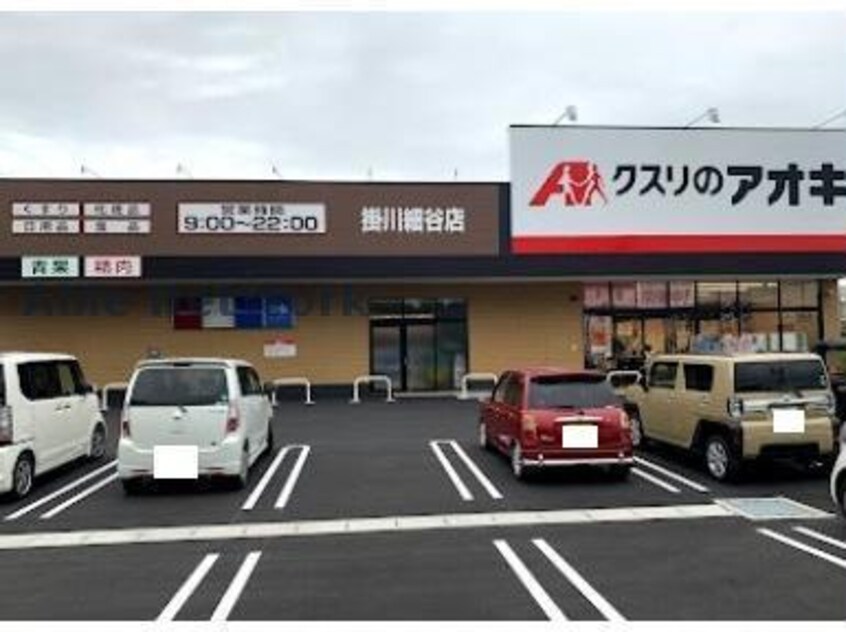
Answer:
[265,424,274,456]
[608,464,631,481]
[11,453,34,499]
[232,443,250,490]
[704,434,740,482]
[89,424,107,461]
[837,476,846,518]
[121,478,143,496]
[479,422,491,451]
[511,441,527,480]
[630,412,647,448]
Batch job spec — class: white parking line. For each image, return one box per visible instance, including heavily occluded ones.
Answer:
[211,551,262,621]
[793,526,846,552]
[448,440,503,500]
[631,467,681,494]
[758,528,846,570]
[38,472,119,520]
[157,553,220,622]
[242,445,294,511]
[532,538,625,622]
[429,441,473,501]
[4,460,117,522]
[493,540,566,621]
[275,446,310,509]
[0,503,734,551]
[633,457,709,493]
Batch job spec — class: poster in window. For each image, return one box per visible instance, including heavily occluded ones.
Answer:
[583,283,610,309]
[669,281,695,308]
[637,282,667,309]
[587,316,612,355]
[611,283,637,309]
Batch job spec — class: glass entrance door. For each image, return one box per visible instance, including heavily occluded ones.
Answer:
[369,298,467,392]
[371,324,402,390]
[405,323,436,391]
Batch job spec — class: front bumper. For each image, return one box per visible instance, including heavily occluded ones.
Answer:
[117,438,243,480]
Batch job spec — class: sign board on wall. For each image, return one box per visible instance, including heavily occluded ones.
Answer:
[510,127,846,254]
[264,337,297,358]
[0,184,500,258]
[21,256,79,278]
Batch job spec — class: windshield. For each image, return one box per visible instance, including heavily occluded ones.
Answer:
[734,360,829,394]
[129,367,229,407]
[528,374,620,409]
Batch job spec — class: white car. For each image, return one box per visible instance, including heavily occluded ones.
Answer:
[118,358,273,494]
[831,424,846,516]
[0,352,107,499]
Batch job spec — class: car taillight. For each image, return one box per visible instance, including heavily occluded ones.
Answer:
[521,413,537,445]
[226,402,240,434]
[0,406,13,445]
[619,411,631,430]
[121,410,131,438]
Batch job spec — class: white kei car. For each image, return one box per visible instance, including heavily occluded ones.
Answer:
[118,358,273,494]
[0,352,107,498]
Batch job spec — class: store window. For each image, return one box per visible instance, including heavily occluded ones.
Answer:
[781,311,818,352]
[738,282,778,310]
[781,281,818,309]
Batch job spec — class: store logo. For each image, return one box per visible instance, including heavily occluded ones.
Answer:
[530,160,608,207]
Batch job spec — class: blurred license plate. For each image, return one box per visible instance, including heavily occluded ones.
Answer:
[154,445,199,479]
[772,408,805,434]
[561,425,598,448]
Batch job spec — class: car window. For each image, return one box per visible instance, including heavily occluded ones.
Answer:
[56,362,78,397]
[237,366,263,396]
[529,374,619,409]
[504,376,523,407]
[649,362,678,389]
[129,367,230,406]
[734,360,829,393]
[18,361,62,401]
[492,374,510,403]
[683,364,714,392]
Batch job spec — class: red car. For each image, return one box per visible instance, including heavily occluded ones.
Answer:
[479,368,633,480]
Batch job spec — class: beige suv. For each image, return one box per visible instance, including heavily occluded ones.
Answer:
[619,353,837,481]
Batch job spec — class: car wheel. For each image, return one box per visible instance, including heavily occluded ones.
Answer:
[265,424,274,456]
[511,442,525,480]
[121,478,143,496]
[89,424,107,461]
[479,422,491,450]
[232,444,250,490]
[704,434,740,482]
[11,454,34,499]
[630,413,645,448]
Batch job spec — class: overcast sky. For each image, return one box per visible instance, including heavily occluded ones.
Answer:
[0,11,843,181]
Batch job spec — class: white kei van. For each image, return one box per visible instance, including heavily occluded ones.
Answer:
[118,358,273,493]
[0,352,107,498]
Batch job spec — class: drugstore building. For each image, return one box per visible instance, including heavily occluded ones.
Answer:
[0,126,844,392]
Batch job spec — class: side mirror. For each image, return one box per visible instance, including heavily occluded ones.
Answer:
[80,383,95,395]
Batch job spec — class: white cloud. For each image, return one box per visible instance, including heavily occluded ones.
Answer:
[0,12,842,180]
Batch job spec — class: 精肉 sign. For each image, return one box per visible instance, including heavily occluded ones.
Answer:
[510,127,846,254]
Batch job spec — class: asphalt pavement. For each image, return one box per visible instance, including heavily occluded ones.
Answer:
[0,398,843,621]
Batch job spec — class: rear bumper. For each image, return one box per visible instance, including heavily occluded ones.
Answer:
[522,453,633,467]
[117,438,243,480]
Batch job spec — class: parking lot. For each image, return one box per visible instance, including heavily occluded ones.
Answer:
[0,398,843,621]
